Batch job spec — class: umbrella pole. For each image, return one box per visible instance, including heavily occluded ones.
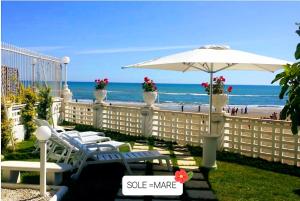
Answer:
[209,71,213,135]
[202,68,218,169]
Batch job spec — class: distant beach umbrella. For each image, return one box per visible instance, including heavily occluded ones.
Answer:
[124,44,291,167]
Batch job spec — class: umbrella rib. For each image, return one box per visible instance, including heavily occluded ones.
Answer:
[253,64,275,72]
[213,63,238,73]
[183,62,209,72]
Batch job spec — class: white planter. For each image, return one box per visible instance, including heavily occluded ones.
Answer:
[94,89,107,103]
[212,94,228,113]
[143,91,157,106]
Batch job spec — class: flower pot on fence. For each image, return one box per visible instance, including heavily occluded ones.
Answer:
[94,89,107,103]
[143,91,157,106]
[212,94,228,113]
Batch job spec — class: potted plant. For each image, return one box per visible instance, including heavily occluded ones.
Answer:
[201,76,232,113]
[272,25,300,135]
[94,78,109,103]
[142,77,158,106]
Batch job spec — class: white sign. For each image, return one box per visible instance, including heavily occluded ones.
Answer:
[122,176,183,196]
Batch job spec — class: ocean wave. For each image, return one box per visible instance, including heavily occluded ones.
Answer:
[158,92,278,97]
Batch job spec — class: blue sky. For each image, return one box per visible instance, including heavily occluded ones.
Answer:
[2,1,299,84]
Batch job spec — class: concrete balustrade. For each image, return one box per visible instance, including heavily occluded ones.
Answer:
[7,100,300,167]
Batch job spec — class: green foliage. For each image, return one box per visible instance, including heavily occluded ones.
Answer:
[1,100,14,152]
[21,88,37,140]
[37,87,53,123]
[272,25,300,134]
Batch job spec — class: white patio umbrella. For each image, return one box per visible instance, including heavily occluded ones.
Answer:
[124,45,290,168]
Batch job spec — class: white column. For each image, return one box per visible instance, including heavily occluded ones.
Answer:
[40,140,47,196]
[141,106,155,137]
[93,103,106,129]
[202,112,225,169]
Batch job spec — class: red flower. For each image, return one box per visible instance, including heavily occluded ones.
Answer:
[144,77,150,82]
[220,76,225,82]
[227,86,233,93]
[175,169,188,184]
[201,82,209,88]
[104,78,109,84]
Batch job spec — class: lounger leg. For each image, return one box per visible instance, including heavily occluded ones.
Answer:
[64,148,73,163]
[123,161,132,175]
[166,159,172,172]
[71,154,89,180]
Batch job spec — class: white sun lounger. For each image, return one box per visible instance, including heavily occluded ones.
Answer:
[35,119,110,144]
[71,148,172,180]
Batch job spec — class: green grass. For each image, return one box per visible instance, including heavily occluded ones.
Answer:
[3,137,39,161]
[188,145,300,201]
[5,123,300,201]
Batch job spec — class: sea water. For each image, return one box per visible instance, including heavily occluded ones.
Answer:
[68,82,285,109]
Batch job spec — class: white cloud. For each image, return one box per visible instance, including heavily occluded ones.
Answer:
[76,45,199,55]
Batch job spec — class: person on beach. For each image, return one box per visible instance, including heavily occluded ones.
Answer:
[231,107,235,116]
[244,106,248,114]
[227,107,230,113]
[236,108,239,114]
[241,108,244,114]
[198,105,201,112]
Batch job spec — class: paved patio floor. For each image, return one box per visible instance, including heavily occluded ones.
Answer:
[62,140,217,201]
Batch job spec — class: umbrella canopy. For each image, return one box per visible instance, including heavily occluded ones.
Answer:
[124,45,290,72]
[124,45,290,137]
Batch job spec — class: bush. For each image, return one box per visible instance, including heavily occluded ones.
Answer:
[1,101,13,152]
[37,86,53,123]
[21,88,37,140]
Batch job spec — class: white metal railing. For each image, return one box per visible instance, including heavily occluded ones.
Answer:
[10,104,26,126]
[8,98,62,126]
[1,42,63,97]
[64,102,93,125]
[63,101,300,167]
[223,116,299,166]
[153,109,208,146]
[102,105,142,136]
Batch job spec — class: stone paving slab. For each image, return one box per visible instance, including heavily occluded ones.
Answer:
[191,172,205,180]
[132,146,149,150]
[186,190,217,200]
[153,165,172,171]
[157,150,171,155]
[177,160,197,166]
[129,163,147,170]
[152,159,168,165]
[175,156,195,161]
[133,143,147,146]
[178,165,199,171]
[152,171,174,175]
[173,151,191,156]
[184,180,210,189]
[153,147,169,151]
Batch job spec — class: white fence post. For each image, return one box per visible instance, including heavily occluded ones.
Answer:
[93,103,106,129]
[210,113,226,150]
[141,106,154,137]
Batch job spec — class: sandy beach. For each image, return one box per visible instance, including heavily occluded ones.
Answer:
[83,100,283,119]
